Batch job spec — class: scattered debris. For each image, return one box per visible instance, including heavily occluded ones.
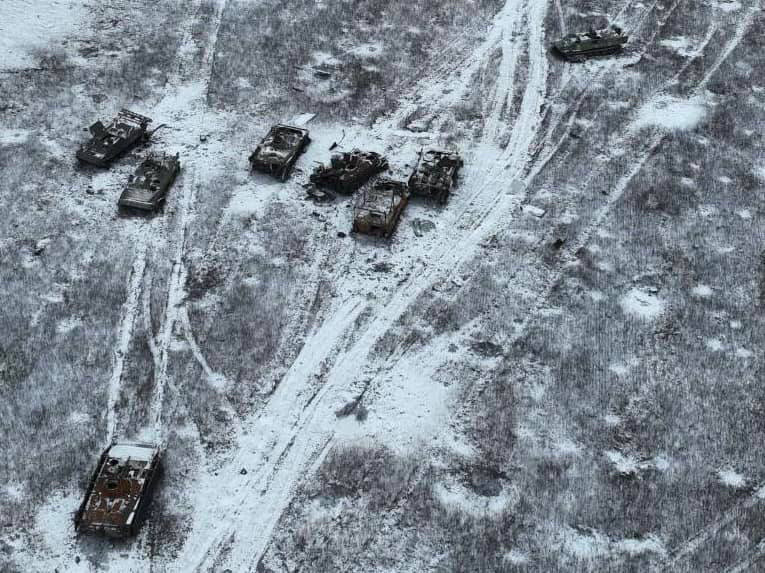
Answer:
[523,205,546,217]
[411,218,436,237]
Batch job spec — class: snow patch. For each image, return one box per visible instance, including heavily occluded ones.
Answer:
[0,0,87,70]
[620,288,665,320]
[712,0,742,11]
[615,536,667,557]
[691,284,713,297]
[736,348,753,359]
[718,467,747,489]
[705,338,725,351]
[633,95,706,132]
[659,36,698,57]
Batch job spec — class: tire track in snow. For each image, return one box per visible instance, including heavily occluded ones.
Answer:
[183,1,551,570]
[105,233,148,443]
[148,0,228,441]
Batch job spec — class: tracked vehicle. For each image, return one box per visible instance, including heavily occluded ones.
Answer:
[76,109,152,167]
[352,178,409,238]
[408,149,463,204]
[249,124,310,181]
[553,26,628,61]
[310,149,388,194]
[118,153,181,211]
[75,442,161,538]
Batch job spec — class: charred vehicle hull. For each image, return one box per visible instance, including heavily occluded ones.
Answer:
[249,124,310,181]
[310,150,388,194]
[77,109,152,167]
[553,26,628,61]
[118,153,181,211]
[75,442,161,538]
[352,178,409,238]
[408,149,462,204]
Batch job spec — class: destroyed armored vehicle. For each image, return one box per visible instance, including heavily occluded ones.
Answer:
[553,26,628,61]
[249,124,310,181]
[310,149,389,194]
[408,149,463,204]
[77,109,152,167]
[75,441,161,538]
[352,178,409,238]
[118,153,181,211]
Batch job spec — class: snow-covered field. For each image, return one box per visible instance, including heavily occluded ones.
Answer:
[1,0,764,571]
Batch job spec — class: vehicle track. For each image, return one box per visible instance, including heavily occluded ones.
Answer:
[181,0,552,570]
[105,231,148,443]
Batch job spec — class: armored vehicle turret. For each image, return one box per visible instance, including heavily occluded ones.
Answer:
[249,124,310,181]
[75,441,161,538]
[309,149,388,194]
[352,178,409,238]
[76,109,152,167]
[118,153,181,211]
[408,149,463,204]
[553,26,627,61]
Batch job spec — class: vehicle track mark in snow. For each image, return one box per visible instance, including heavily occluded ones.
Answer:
[178,297,365,572]
[186,2,553,570]
[656,487,765,571]
[148,0,229,441]
[105,233,148,443]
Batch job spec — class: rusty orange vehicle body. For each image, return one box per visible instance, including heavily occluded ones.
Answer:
[75,441,161,538]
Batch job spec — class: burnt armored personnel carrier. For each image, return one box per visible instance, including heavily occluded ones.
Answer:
[249,124,310,181]
[75,441,161,538]
[408,149,463,204]
[77,109,152,167]
[352,178,409,238]
[553,26,628,61]
[118,153,181,211]
[310,149,388,194]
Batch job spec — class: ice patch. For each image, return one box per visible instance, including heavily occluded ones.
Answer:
[718,467,746,488]
[620,288,665,320]
[737,209,752,220]
[554,437,581,456]
[633,95,706,131]
[588,290,605,302]
[691,284,713,297]
[604,413,622,426]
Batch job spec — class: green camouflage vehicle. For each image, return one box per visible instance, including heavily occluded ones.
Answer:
[553,26,627,62]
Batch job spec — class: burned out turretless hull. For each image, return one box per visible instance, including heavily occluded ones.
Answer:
[76,109,152,167]
[310,149,388,194]
[352,178,409,238]
[118,153,181,211]
[553,25,628,61]
[249,124,310,181]
[75,442,161,538]
[408,149,462,204]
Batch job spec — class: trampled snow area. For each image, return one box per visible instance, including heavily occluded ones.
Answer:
[0,0,87,69]
[633,95,707,131]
